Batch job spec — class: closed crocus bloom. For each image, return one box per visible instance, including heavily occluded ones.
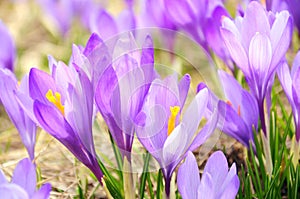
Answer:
[0,21,15,71]
[89,8,136,42]
[178,151,239,199]
[135,74,218,196]
[163,0,232,67]
[37,0,74,35]
[95,35,156,158]
[17,63,103,182]
[0,158,51,199]
[218,70,258,148]
[221,1,293,133]
[0,69,36,160]
[277,52,300,141]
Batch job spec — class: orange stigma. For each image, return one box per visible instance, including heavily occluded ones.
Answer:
[226,100,241,116]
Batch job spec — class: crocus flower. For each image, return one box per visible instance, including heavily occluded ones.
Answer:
[221,1,292,133]
[0,69,36,160]
[163,0,233,68]
[139,0,177,51]
[37,0,74,35]
[95,34,156,158]
[218,70,259,148]
[277,51,300,141]
[177,151,239,199]
[89,8,136,42]
[37,0,96,35]
[135,74,218,196]
[0,158,51,199]
[17,63,103,182]
[0,21,15,71]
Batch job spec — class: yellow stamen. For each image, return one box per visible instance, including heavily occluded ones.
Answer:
[167,106,180,136]
[46,89,64,115]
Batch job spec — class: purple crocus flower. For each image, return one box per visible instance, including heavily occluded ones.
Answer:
[0,21,15,71]
[163,0,232,68]
[89,8,136,42]
[37,0,74,35]
[218,70,259,148]
[277,52,300,141]
[17,64,103,182]
[177,151,239,199]
[139,0,177,51]
[135,74,218,196]
[0,69,36,160]
[37,0,96,35]
[221,1,292,133]
[0,158,51,199]
[95,35,156,158]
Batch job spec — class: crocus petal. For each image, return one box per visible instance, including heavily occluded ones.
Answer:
[218,70,258,129]
[188,107,218,152]
[292,68,300,108]
[65,71,95,156]
[219,164,240,199]
[220,28,249,77]
[0,69,36,160]
[218,101,251,147]
[248,32,272,88]
[0,183,29,199]
[241,1,270,50]
[32,183,52,199]
[291,51,300,78]
[177,151,200,199]
[181,87,208,142]
[198,172,214,199]
[203,151,228,189]
[178,74,191,108]
[29,68,56,104]
[277,61,294,107]
[270,11,292,71]
[0,21,15,71]
[89,9,118,41]
[11,158,36,198]
[163,0,197,27]
[83,33,103,57]
[163,124,187,169]
[116,9,136,34]
[0,170,7,184]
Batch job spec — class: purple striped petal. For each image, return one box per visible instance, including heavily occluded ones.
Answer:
[11,158,36,198]
[177,151,200,199]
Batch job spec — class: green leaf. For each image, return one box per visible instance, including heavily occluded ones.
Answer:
[139,152,151,199]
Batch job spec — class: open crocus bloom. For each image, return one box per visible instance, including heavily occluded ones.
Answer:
[178,151,239,199]
[17,61,103,182]
[277,51,300,141]
[218,70,258,148]
[136,74,218,196]
[0,69,36,160]
[0,158,51,199]
[221,1,292,133]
